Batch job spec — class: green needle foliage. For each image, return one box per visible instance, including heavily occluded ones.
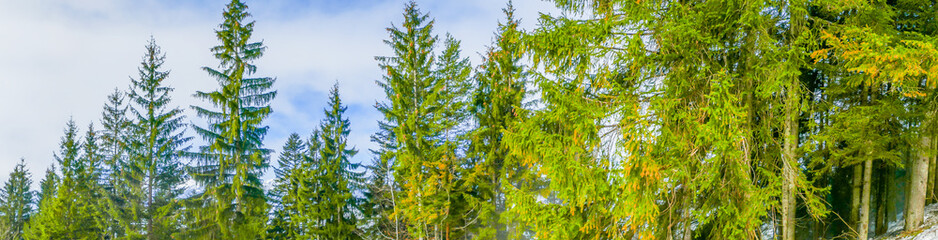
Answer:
[180,0,277,238]
[99,88,131,239]
[467,3,528,238]
[373,1,439,238]
[267,133,306,239]
[374,2,476,238]
[503,0,829,239]
[9,0,938,239]
[296,83,364,239]
[122,37,190,239]
[25,120,107,239]
[0,159,32,239]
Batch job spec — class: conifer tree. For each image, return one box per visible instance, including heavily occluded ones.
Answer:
[0,159,33,239]
[100,88,130,238]
[180,0,276,238]
[23,165,56,240]
[101,88,130,179]
[267,133,305,239]
[811,0,938,235]
[35,166,56,215]
[296,83,363,239]
[467,3,527,238]
[505,0,829,239]
[375,2,475,238]
[24,120,105,239]
[80,124,110,239]
[122,37,190,239]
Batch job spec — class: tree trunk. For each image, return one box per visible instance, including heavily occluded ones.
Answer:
[875,163,887,236]
[683,187,693,240]
[929,133,938,202]
[852,165,863,225]
[907,132,931,231]
[928,150,936,204]
[859,159,872,240]
[782,137,797,240]
[781,78,799,240]
[887,165,897,225]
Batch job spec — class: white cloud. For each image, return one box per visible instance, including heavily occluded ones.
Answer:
[0,0,559,189]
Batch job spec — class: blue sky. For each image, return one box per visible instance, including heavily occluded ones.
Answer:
[0,0,559,188]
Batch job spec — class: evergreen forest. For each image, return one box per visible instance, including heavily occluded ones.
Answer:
[1,0,937,239]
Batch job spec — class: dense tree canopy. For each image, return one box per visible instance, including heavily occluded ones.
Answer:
[7,0,938,239]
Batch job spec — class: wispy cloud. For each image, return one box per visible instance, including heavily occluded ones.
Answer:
[0,0,559,187]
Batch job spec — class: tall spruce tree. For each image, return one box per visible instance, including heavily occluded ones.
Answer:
[100,88,130,238]
[434,34,475,238]
[467,3,527,238]
[180,0,276,238]
[504,0,829,239]
[123,37,190,239]
[267,133,306,239]
[79,124,109,239]
[0,159,33,239]
[296,83,363,239]
[101,88,130,180]
[374,2,475,238]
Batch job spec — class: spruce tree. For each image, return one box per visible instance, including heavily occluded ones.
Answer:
[23,165,56,240]
[99,88,130,238]
[0,159,33,239]
[504,0,830,238]
[811,0,938,233]
[24,120,105,239]
[374,2,475,238]
[79,124,109,239]
[123,37,190,239]
[35,165,56,214]
[101,88,130,180]
[180,0,276,238]
[267,133,305,239]
[467,3,527,238]
[297,83,363,239]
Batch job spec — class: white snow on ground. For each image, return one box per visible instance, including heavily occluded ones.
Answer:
[879,203,938,240]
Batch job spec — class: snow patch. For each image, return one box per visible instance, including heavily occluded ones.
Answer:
[878,203,938,240]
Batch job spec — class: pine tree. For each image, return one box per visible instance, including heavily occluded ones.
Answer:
[123,37,190,239]
[297,83,363,239]
[0,159,33,239]
[433,34,475,239]
[180,0,276,238]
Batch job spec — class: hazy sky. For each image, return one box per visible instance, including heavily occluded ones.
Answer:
[0,0,559,188]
